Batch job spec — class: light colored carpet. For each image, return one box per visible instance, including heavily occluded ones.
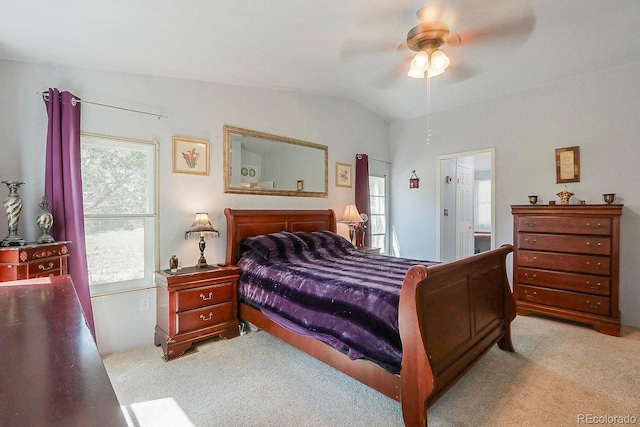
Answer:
[103,315,640,427]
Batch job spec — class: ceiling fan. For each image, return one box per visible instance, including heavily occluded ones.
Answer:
[341,0,536,85]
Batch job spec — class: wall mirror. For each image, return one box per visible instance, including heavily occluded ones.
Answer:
[223,125,328,197]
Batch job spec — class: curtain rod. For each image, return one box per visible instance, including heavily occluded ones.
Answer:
[38,91,167,120]
[369,157,391,164]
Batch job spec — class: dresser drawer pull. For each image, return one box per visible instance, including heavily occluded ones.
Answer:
[586,262,601,270]
[525,221,537,228]
[524,290,537,298]
[586,300,601,310]
[200,292,213,301]
[586,222,602,230]
[524,256,537,263]
[524,273,537,280]
[524,238,537,245]
[199,312,214,322]
[38,262,55,271]
[585,242,602,248]
[585,281,601,290]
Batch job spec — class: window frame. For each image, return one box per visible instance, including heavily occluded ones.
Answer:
[368,174,388,254]
[80,132,159,296]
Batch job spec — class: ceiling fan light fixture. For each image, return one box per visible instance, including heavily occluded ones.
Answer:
[408,51,429,78]
[430,49,450,71]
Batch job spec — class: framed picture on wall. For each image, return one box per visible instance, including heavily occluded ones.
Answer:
[555,146,580,183]
[173,136,210,176]
[336,162,352,188]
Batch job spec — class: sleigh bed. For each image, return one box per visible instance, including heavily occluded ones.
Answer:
[225,208,515,426]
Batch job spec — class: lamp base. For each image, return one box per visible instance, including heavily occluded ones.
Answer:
[196,257,208,269]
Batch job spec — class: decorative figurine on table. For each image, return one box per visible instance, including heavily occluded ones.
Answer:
[1,180,26,247]
[36,196,55,244]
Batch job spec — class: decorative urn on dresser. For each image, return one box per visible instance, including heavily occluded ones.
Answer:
[511,204,622,336]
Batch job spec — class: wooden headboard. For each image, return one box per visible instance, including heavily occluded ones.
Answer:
[224,209,337,265]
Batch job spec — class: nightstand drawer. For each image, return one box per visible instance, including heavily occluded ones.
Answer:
[176,302,234,334]
[28,258,62,277]
[517,268,610,296]
[518,285,610,315]
[176,282,234,311]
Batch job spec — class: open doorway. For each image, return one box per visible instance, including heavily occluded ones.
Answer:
[436,148,495,262]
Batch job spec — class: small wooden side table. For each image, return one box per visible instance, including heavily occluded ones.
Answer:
[154,265,240,360]
[0,241,70,282]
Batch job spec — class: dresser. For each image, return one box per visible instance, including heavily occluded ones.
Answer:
[0,241,70,282]
[0,276,127,426]
[154,265,240,360]
[511,205,622,336]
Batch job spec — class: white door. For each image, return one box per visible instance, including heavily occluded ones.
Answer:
[455,162,474,259]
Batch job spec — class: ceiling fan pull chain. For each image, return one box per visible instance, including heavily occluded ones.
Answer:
[426,76,432,145]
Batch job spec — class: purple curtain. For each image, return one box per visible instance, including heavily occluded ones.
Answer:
[44,88,95,338]
[355,154,371,247]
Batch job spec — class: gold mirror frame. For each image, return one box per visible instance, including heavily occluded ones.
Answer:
[223,125,328,197]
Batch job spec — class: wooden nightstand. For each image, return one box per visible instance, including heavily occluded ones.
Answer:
[154,265,240,360]
[0,241,70,282]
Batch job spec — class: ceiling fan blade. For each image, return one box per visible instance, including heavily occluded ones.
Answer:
[450,12,536,47]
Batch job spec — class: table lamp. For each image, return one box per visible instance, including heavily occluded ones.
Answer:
[184,212,219,268]
[339,204,362,245]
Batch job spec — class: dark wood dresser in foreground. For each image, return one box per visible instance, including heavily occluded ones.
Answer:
[155,265,240,360]
[0,241,70,282]
[512,204,622,336]
[0,275,127,427]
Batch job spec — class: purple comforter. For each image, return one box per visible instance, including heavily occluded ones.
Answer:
[237,231,437,374]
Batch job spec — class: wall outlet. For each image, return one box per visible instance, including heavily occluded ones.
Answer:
[140,298,150,311]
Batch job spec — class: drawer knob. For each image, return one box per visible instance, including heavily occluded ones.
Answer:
[524,256,537,263]
[525,221,537,228]
[38,262,55,271]
[586,281,601,290]
[586,262,601,270]
[524,238,537,245]
[586,222,602,229]
[200,312,214,322]
[524,273,537,280]
[524,290,537,298]
[586,300,601,310]
[200,292,213,301]
[585,242,602,247]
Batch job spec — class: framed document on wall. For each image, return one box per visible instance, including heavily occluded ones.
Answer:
[556,146,580,183]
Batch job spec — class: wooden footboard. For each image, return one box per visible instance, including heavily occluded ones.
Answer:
[399,244,515,426]
[224,209,516,427]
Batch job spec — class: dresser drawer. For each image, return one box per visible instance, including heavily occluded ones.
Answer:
[176,282,234,312]
[28,258,63,277]
[518,250,610,275]
[518,285,610,315]
[517,268,610,296]
[176,302,234,334]
[518,233,611,256]
[517,216,612,236]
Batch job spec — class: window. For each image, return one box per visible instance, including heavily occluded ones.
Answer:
[474,178,491,231]
[81,134,158,295]
[368,175,387,253]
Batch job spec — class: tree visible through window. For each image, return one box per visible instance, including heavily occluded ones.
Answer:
[80,134,158,295]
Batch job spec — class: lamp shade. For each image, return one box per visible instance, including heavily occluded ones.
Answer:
[339,204,362,223]
[184,212,219,239]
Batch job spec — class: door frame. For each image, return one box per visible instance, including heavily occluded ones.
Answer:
[436,148,495,261]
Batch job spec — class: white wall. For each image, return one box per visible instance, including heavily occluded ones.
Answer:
[0,59,390,354]
[390,62,640,328]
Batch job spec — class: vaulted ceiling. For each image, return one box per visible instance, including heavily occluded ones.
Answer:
[1,0,639,122]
